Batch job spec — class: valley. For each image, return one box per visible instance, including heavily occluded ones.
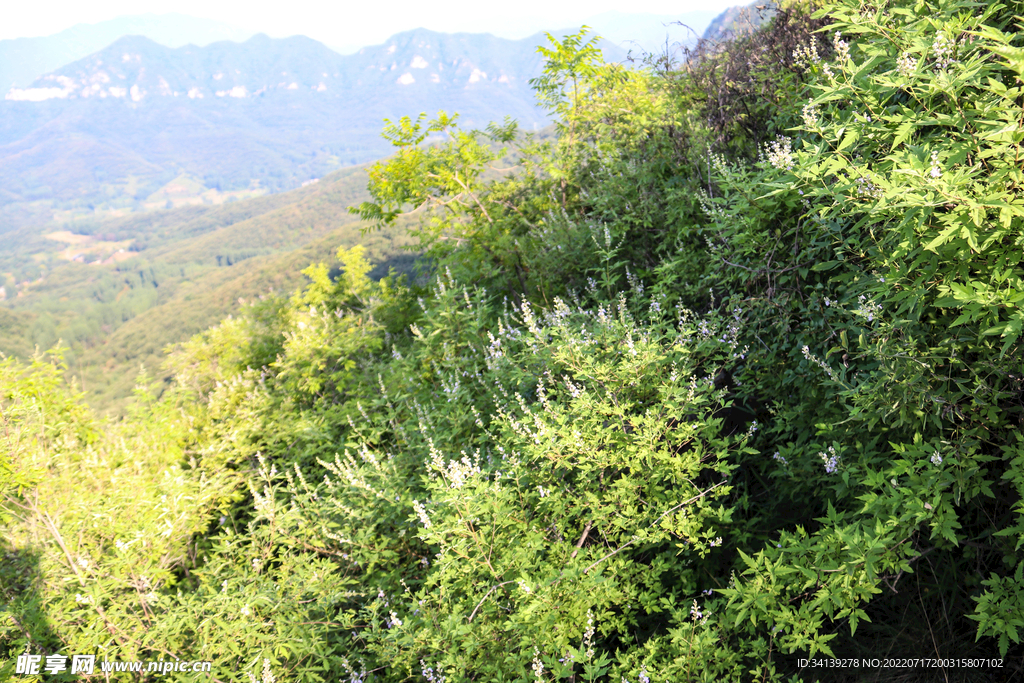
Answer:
[0,163,416,411]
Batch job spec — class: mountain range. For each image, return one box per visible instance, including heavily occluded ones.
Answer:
[0,14,254,92]
[0,11,720,91]
[0,6,750,229]
[0,29,625,228]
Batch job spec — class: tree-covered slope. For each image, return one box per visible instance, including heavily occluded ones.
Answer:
[0,163,415,412]
[2,1,1023,681]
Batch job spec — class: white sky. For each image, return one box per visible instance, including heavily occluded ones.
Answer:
[1,0,741,45]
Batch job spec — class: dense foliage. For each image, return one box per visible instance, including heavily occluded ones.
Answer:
[2,0,1023,681]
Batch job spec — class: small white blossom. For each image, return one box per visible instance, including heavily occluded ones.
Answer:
[855,175,883,199]
[690,599,709,624]
[897,51,917,79]
[247,658,277,683]
[793,41,821,70]
[413,500,432,528]
[802,345,838,381]
[583,609,596,659]
[421,661,446,683]
[833,31,851,63]
[802,100,819,128]
[765,136,795,171]
[932,31,956,71]
[820,446,841,474]
[929,150,942,179]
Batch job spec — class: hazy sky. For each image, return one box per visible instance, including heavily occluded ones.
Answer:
[1,0,740,45]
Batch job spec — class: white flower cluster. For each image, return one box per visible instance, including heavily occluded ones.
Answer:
[519,300,543,339]
[856,294,883,323]
[532,648,544,680]
[249,481,277,522]
[930,451,943,465]
[690,599,710,624]
[433,451,483,489]
[439,372,461,402]
[897,51,917,79]
[802,345,838,381]
[833,31,851,63]
[246,659,277,683]
[765,136,795,171]
[696,188,728,222]
[421,661,446,683]
[583,610,596,659]
[929,150,942,179]
[318,450,360,491]
[412,499,432,528]
[855,175,884,199]
[820,446,840,474]
[625,267,644,296]
[932,32,956,71]
[793,41,821,70]
[341,658,368,683]
[802,100,820,128]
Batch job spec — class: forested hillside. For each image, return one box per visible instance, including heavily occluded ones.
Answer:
[0,163,416,411]
[3,0,1023,681]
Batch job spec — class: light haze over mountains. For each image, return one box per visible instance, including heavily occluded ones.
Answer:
[0,11,719,90]
[0,7,749,230]
[0,14,253,91]
[0,29,623,226]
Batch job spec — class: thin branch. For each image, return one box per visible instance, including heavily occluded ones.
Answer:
[583,536,638,574]
[569,521,593,560]
[653,481,726,525]
[468,580,515,622]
